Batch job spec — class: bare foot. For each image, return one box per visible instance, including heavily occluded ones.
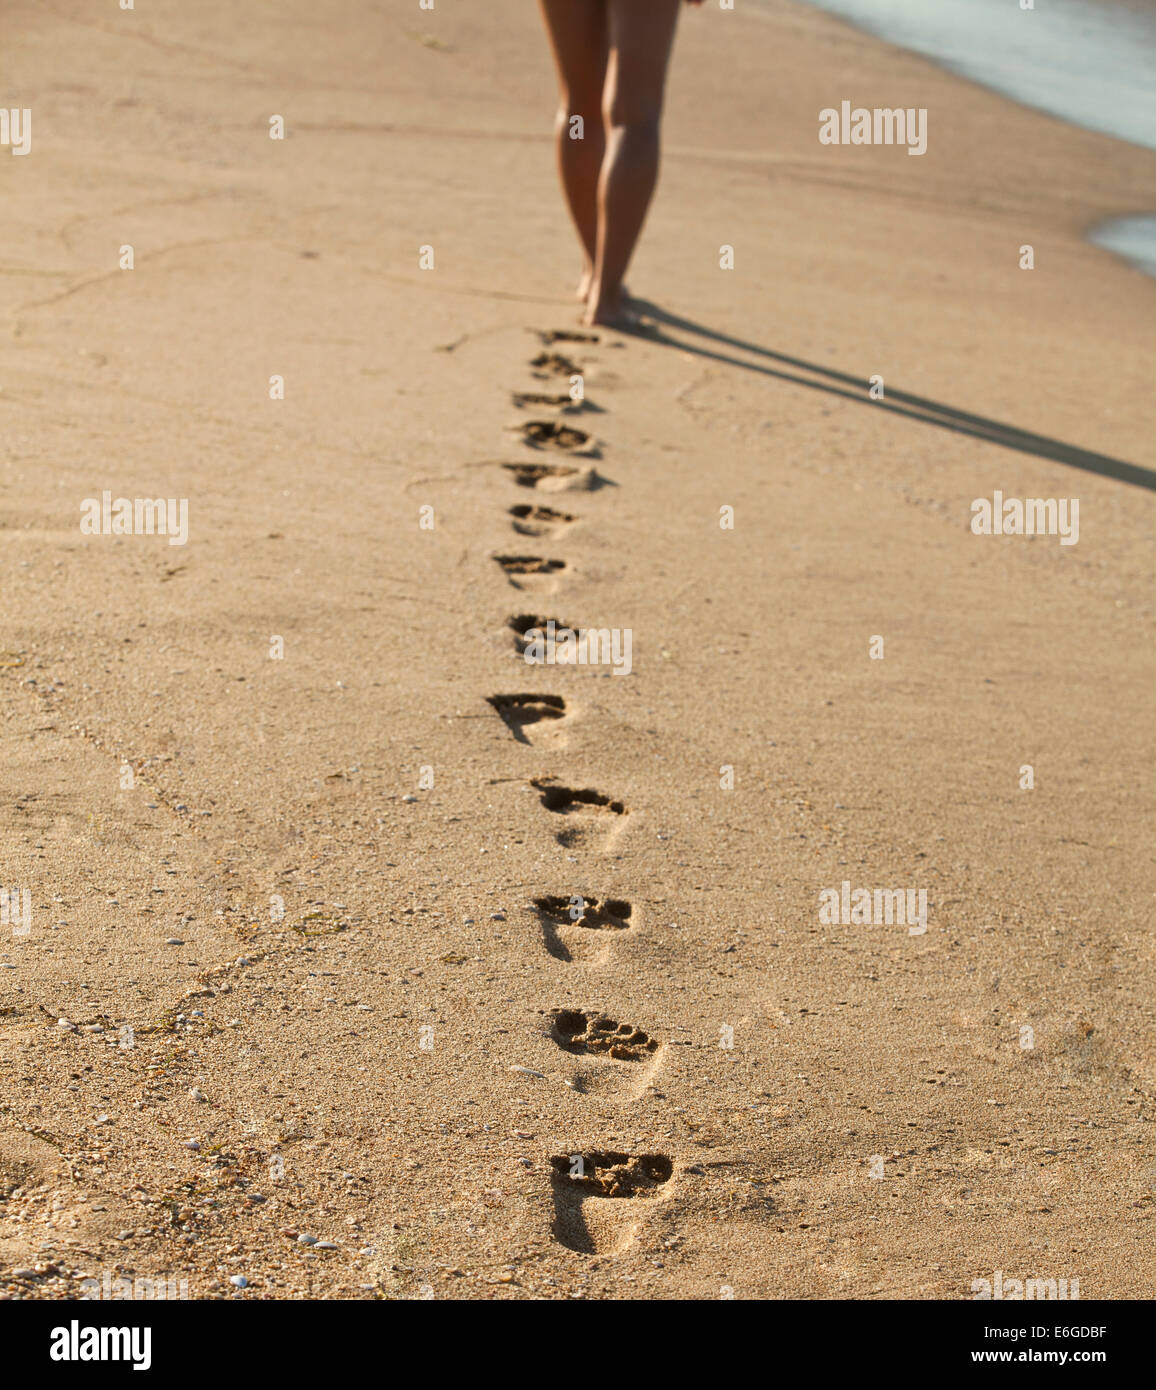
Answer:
[577,270,629,305]
[583,291,644,329]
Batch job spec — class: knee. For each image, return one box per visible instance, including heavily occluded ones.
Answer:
[556,99,604,139]
[601,107,661,140]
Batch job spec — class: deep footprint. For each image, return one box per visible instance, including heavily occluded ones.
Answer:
[551,1009,658,1061]
[501,462,609,492]
[534,895,632,929]
[503,462,579,488]
[512,391,574,409]
[508,503,575,537]
[537,330,600,346]
[532,896,634,964]
[550,1152,673,1254]
[508,613,577,657]
[519,420,592,452]
[494,555,566,590]
[530,351,581,379]
[531,780,624,815]
[487,692,567,744]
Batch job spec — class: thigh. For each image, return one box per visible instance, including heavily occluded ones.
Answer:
[538,0,609,107]
[604,0,681,124]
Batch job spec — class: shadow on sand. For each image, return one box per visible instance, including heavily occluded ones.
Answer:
[623,299,1154,491]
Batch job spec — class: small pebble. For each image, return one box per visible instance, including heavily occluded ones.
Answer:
[297,1234,318,1245]
[11,1269,37,1280]
[230,1275,248,1288]
[188,1088,207,1103]
[509,1066,544,1079]
[184,1139,201,1151]
[316,1241,338,1250]
[165,938,184,946]
[56,1019,76,1031]
[402,794,418,803]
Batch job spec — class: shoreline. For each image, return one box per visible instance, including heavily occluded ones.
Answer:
[786,0,1156,278]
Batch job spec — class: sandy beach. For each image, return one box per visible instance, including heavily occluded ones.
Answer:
[1,0,1153,1301]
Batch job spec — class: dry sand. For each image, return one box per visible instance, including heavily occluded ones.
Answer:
[0,0,1153,1300]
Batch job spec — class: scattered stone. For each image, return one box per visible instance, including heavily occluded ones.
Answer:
[297,1234,318,1246]
[165,938,184,946]
[402,794,418,803]
[509,1065,544,1079]
[230,1275,248,1288]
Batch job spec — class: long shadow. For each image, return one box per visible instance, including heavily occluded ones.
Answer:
[624,299,1154,491]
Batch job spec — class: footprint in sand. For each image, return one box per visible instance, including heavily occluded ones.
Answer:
[536,329,600,346]
[508,503,575,539]
[551,1008,657,1061]
[493,554,566,591]
[549,1007,664,1098]
[511,390,587,413]
[530,779,626,849]
[502,461,609,492]
[549,1151,674,1254]
[529,350,581,380]
[508,613,577,659]
[515,420,598,455]
[532,893,634,964]
[487,692,570,747]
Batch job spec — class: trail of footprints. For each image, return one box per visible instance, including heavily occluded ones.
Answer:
[477,329,674,1256]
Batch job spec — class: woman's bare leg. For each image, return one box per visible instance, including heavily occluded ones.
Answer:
[585,0,681,326]
[537,0,609,299]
